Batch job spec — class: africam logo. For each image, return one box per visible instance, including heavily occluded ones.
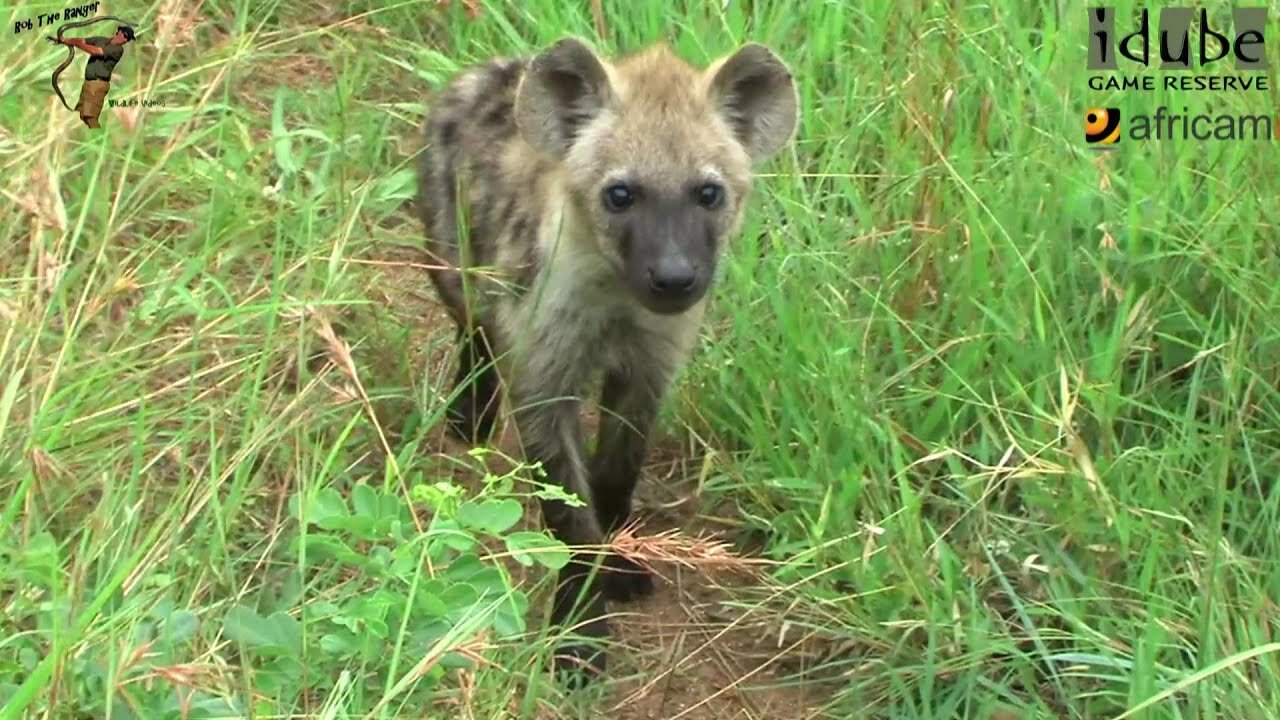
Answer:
[1086,105,1280,147]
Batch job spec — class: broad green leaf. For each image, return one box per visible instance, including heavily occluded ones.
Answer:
[464,566,509,601]
[416,591,449,618]
[221,607,302,657]
[456,498,524,535]
[351,482,380,520]
[505,531,571,570]
[162,610,199,644]
[440,582,479,612]
[20,532,60,587]
[307,487,350,527]
[263,611,304,656]
[440,651,477,670]
[222,607,277,653]
[320,632,355,657]
[429,520,477,553]
[299,534,362,566]
[493,592,529,638]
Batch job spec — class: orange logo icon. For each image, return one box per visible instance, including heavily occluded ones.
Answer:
[1085,107,1121,146]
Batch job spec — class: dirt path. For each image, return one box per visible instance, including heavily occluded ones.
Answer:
[358,233,830,719]
[601,476,828,720]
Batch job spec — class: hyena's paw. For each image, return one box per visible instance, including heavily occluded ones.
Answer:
[552,639,607,688]
[601,553,655,603]
[550,610,610,688]
[549,565,613,687]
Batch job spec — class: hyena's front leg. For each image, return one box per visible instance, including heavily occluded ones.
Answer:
[422,257,501,445]
[589,363,673,602]
[508,381,613,682]
[444,324,501,445]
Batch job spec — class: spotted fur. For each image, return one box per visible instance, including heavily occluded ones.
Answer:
[415,36,798,684]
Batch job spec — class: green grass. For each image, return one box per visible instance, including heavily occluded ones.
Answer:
[3,0,1280,717]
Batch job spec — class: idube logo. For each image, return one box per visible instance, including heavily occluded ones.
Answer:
[1087,6,1269,92]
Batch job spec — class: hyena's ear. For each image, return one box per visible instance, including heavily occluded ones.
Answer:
[515,36,615,158]
[705,43,799,163]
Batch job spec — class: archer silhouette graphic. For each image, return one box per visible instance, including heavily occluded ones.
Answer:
[45,16,139,129]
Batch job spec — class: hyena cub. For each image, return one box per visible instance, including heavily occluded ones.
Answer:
[415,36,797,681]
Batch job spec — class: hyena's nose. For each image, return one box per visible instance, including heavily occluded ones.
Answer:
[648,259,698,297]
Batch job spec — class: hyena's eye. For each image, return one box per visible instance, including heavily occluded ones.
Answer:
[602,183,635,213]
[696,182,726,210]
